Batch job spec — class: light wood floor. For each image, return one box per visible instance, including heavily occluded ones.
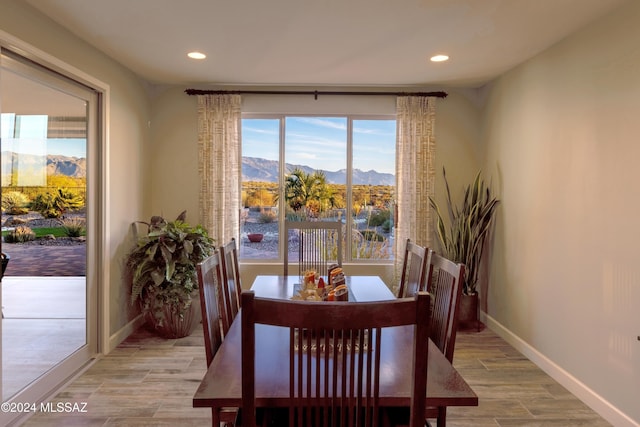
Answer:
[21,323,612,427]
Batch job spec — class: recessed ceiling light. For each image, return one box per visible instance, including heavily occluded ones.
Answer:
[430,54,449,62]
[187,51,206,60]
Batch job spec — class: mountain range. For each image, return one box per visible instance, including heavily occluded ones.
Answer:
[1,152,394,185]
[1,152,86,178]
[242,156,394,185]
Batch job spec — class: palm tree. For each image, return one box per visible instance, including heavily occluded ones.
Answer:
[282,168,336,214]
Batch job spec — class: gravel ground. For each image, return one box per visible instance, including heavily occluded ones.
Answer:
[239,211,393,258]
[241,220,280,253]
[2,211,86,246]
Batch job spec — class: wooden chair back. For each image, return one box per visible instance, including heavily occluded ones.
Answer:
[196,251,225,367]
[428,252,465,363]
[397,239,430,298]
[220,237,242,324]
[197,252,239,427]
[241,291,431,427]
[284,221,342,277]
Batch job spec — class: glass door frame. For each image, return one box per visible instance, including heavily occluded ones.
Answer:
[0,33,109,426]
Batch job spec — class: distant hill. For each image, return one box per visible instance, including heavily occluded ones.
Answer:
[1,152,393,185]
[47,154,86,178]
[242,156,394,185]
[1,152,86,178]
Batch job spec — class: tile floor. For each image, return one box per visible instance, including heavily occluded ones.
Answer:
[2,277,86,401]
[19,322,613,426]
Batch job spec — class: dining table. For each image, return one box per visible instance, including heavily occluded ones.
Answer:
[193,274,478,416]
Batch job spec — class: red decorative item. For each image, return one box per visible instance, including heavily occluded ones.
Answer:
[247,233,263,243]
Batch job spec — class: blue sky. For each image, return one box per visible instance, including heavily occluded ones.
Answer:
[1,138,87,158]
[242,117,396,174]
[1,113,87,158]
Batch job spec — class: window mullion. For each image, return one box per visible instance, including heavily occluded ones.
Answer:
[278,115,286,262]
[346,117,353,262]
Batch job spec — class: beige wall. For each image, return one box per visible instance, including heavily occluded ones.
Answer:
[0,1,152,340]
[148,87,200,221]
[481,1,640,424]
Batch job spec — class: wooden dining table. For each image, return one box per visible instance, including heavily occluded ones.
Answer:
[193,275,478,414]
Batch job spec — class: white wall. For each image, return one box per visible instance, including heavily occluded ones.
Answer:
[482,1,640,424]
[0,1,152,341]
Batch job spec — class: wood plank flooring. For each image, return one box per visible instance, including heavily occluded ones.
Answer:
[21,324,612,426]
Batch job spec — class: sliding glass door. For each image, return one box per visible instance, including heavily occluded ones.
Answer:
[0,48,99,425]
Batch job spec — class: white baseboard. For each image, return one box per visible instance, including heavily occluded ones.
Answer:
[481,312,639,427]
[107,314,145,353]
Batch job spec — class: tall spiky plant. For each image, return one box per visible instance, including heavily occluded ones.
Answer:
[429,168,499,295]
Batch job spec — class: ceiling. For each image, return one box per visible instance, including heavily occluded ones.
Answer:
[25,0,627,89]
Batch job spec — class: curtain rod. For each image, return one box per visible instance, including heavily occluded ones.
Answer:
[184,88,447,99]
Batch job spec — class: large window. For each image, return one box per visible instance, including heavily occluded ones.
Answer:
[240,115,396,262]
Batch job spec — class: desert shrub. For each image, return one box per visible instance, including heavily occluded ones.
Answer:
[30,192,59,218]
[258,211,276,224]
[361,229,385,242]
[31,188,85,218]
[351,229,391,260]
[57,188,85,211]
[4,225,36,243]
[286,210,308,222]
[245,188,275,208]
[60,216,86,237]
[1,191,30,215]
[367,209,391,227]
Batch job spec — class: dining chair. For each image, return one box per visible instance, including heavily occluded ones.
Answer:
[220,237,242,325]
[396,239,430,298]
[240,290,431,427]
[196,252,239,427]
[424,252,465,427]
[283,220,342,278]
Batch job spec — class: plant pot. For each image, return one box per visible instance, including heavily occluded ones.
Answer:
[144,293,202,339]
[248,233,264,243]
[458,293,479,331]
[1,252,10,279]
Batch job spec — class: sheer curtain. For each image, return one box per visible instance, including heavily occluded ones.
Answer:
[395,96,437,281]
[197,94,242,245]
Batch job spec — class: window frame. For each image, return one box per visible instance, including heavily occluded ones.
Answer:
[240,113,396,265]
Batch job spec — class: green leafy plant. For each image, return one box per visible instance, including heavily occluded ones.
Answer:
[125,211,214,330]
[429,168,500,295]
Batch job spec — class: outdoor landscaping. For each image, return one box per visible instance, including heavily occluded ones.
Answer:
[1,187,87,277]
[240,168,395,260]
[1,187,86,246]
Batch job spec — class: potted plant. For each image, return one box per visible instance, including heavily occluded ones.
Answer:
[429,168,499,327]
[126,210,215,338]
